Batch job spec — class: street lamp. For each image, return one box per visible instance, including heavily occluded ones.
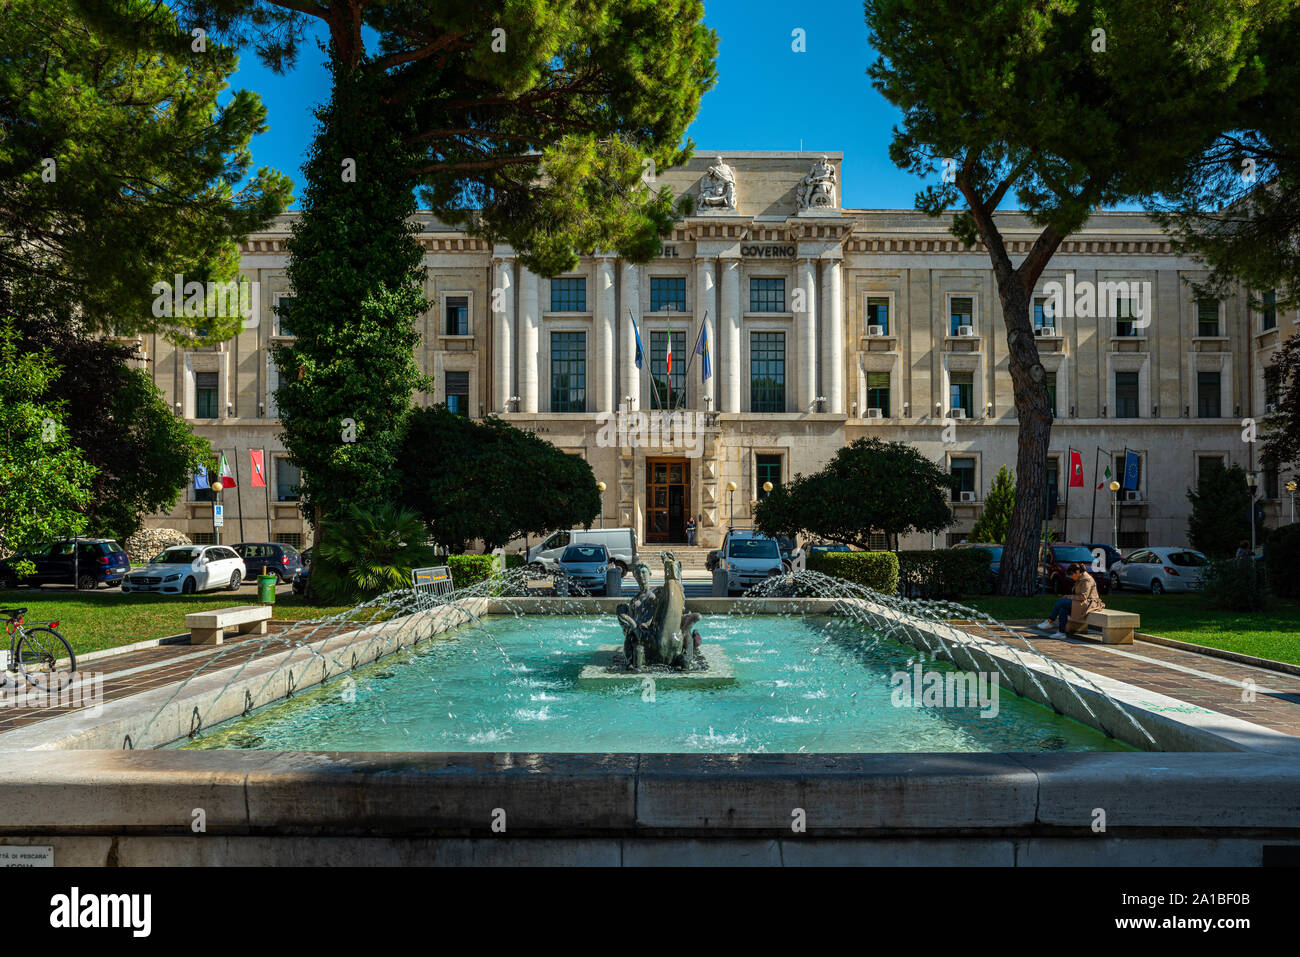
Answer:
[596,481,607,529]
[1108,480,1120,548]
[1247,470,1260,557]
[212,478,224,545]
[727,480,737,529]
[1287,480,1298,524]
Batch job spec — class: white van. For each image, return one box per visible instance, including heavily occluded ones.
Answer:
[528,527,637,575]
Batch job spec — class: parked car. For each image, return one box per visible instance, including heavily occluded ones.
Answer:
[555,543,612,595]
[719,529,784,594]
[806,543,852,558]
[234,542,304,584]
[1039,542,1111,595]
[528,527,636,575]
[954,542,1003,592]
[1110,547,1209,594]
[121,545,247,595]
[1082,543,1124,573]
[0,539,129,590]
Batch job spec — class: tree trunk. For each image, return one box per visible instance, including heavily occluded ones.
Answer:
[994,281,1052,596]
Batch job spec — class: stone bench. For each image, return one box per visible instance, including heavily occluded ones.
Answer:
[1064,609,1139,645]
[185,604,272,646]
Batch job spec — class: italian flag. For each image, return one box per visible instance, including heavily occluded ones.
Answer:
[665,323,673,375]
[219,452,237,488]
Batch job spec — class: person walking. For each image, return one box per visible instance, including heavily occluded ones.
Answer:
[685,516,696,546]
[1036,563,1104,638]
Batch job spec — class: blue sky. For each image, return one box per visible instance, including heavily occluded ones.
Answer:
[229,0,927,210]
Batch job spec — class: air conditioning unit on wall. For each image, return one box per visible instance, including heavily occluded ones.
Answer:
[950,408,967,419]
[956,325,975,337]
[1037,325,1057,337]
[960,490,977,503]
[1123,490,1143,502]
[866,407,884,418]
[867,324,886,337]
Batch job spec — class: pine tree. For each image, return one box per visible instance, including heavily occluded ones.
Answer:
[970,466,1016,544]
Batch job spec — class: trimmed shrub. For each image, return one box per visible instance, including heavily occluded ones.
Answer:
[1197,556,1270,611]
[1265,523,1300,600]
[446,554,499,589]
[806,550,899,594]
[896,549,993,600]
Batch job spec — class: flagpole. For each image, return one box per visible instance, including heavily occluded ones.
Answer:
[1063,448,1072,543]
[631,307,663,412]
[231,448,245,543]
[263,451,273,542]
[676,311,706,412]
[1089,446,1103,542]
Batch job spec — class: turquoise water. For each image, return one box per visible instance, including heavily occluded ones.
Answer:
[179,614,1133,753]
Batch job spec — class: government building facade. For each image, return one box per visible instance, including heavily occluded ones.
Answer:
[132,151,1298,551]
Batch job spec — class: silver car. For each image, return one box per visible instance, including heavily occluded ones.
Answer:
[1111,547,1209,594]
[556,544,611,595]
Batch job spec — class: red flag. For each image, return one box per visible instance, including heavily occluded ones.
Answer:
[665,330,673,375]
[1069,450,1085,488]
[250,450,267,488]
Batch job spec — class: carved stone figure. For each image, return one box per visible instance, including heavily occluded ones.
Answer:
[698,156,737,210]
[797,156,837,210]
[615,551,703,670]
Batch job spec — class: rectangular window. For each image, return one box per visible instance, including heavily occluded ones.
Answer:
[445,370,470,415]
[1197,455,1225,485]
[950,296,974,336]
[1046,370,1058,417]
[195,371,219,419]
[1262,289,1277,330]
[756,454,782,499]
[1197,298,1220,337]
[866,297,890,334]
[949,371,973,417]
[749,278,786,313]
[549,277,586,312]
[649,330,685,410]
[1197,370,1221,418]
[1115,371,1139,418]
[444,295,469,335]
[1115,297,1137,337]
[193,484,215,503]
[1265,366,1281,411]
[274,296,295,337]
[1265,467,1279,499]
[1114,454,1141,499]
[650,277,687,313]
[277,458,302,503]
[750,332,785,412]
[1033,296,1054,331]
[274,533,304,548]
[1046,458,1061,513]
[191,532,216,545]
[550,331,587,412]
[950,457,975,500]
[866,372,890,417]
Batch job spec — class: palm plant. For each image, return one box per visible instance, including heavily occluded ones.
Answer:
[311,503,436,603]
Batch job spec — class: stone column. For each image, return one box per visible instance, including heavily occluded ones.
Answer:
[493,258,515,413]
[720,259,741,412]
[821,257,844,414]
[797,257,819,412]
[695,258,717,410]
[519,266,540,413]
[619,261,641,408]
[595,257,617,413]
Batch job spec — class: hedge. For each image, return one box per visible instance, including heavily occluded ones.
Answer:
[806,550,899,594]
[1265,523,1300,600]
[896,549,993,600]
[445,554,499,589]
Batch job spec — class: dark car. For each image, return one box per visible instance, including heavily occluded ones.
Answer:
[1082,543,1124,573]
[234,542,304,584]
[0,539,129,590]
[1040,542,1111,595]
[807,543,852,558]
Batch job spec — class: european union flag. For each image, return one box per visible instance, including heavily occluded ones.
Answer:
[1123,450,1140,490]
[193,464,210,491]
[695,322,712,381]
[631,312,644,369]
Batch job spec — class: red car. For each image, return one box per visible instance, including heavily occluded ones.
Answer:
[1039,542,1111,595]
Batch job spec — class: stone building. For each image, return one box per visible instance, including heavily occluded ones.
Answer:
[131,151,1299,550]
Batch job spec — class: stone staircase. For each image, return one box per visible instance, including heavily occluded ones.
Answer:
[640,544,715,571]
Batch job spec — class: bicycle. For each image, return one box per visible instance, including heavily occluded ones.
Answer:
[1,607,76,691]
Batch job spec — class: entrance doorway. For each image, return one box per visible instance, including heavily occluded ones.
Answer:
[646,457,690,543]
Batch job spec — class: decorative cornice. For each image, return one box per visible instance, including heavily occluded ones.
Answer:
[842,236,1173,255]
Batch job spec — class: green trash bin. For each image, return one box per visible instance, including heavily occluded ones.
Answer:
[258,570,277,604]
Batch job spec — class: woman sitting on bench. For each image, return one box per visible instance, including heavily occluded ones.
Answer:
[1036,562,1104,638]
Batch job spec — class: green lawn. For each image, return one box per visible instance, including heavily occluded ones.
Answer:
[0,589,354,656]
[963,593,1300,665]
